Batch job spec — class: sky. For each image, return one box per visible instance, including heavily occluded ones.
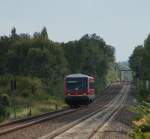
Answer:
[0,0,150,62]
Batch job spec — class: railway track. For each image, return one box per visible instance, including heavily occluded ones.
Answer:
[0,85,112,136]
[0,108,80,136]
[89,85,129,139]
[0,84,122,139]
[39,84,129,139]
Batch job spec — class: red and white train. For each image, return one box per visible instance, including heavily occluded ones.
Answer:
[64,74,95,107]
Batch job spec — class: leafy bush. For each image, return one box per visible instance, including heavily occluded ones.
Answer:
[0,94,10,121]
[15,76,43,97]
[131,101,150,139]
[136,81,150,102]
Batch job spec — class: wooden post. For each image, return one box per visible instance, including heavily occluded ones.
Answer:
[146,80,149,90]
[28,108,32,117]
[55,104,58,110]
[11,80,16,119]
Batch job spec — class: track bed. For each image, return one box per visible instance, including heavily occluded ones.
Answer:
[0,84,129,139]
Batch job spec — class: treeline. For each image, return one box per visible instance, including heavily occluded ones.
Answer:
[0,27,115,120]
[129,35,150,139]
[129,34,150,100]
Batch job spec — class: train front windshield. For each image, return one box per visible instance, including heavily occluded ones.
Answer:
[66,78,87,91]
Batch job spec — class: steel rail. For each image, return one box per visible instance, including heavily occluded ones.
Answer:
[0,84,120,137]
[88,85,129,139]
[38,85,123,139]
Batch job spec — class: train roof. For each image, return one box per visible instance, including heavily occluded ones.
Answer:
[65,73,94,79]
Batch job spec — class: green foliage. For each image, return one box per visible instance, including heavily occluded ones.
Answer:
[129,45,144,75]
[129,34,150,100]
[0,27,116,121]
[106,64,118,85]
[135,81,150,101]
[15,76,43,97]
[134,102,150,117]
[0,93,10,107]
[129,34,150,81]
[0,94,10,121]
[63,34,115,93]
[131,102,150,139]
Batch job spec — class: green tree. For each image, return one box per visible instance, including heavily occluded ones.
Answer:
[63,34,115,92]
[0,94,10,121]
[41,27,48,39]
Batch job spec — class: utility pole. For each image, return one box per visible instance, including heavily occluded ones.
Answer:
[11,80,16,118]
[120,70,122,82]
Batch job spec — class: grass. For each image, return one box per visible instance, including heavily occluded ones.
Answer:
[130,100,150,139]
[143,132,150,139]
[7,93,67,121]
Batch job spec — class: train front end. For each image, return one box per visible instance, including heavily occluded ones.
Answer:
[64,74,95,107]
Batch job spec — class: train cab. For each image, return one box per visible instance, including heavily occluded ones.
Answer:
[64,74,95,107]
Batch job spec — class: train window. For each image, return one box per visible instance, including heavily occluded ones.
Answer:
[66,78,87,90]
[89,81,94,89]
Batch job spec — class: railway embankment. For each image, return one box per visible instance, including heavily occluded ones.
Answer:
[0,84,121,139]
[0,83,138,139]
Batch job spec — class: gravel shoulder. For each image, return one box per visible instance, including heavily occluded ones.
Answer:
[93,85,136,139]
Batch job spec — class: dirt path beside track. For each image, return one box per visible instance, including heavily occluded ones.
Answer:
[91,84,136,139]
